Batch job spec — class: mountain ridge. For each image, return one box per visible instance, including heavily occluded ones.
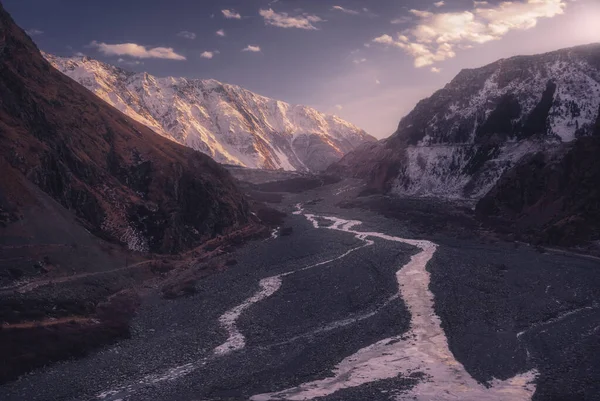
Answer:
[44,53,376,172]
[331,42,600,199]
[0,2,256,255]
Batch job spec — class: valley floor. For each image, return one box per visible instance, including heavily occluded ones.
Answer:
[1,180,600,401]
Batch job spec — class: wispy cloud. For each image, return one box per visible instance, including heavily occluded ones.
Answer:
[89,41,186,60]
[391,16,412,25]
[25,28,43,36]
[431,67,442,73]
[222,9,241,19]
[375,79,381,85]
[74,52,86,57]
[177,31,196,40]
[216,29,226,37]
[243,45,261,52]
[259,8,323,30]
[117,58,143,67]
[434,1,445,7]
[201,51,219,59]
[353,58,367,64]
[332,6,360,15]
[335,104,343,111]
[333,6,377,17]
[374,0,569,68]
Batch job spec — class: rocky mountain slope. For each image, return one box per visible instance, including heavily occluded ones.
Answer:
[331,44,600,199]
[44,54,375,172]
[476,118,600,248]
[0,2,254,255]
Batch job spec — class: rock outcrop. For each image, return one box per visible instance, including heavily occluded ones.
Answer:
[476,129,600,247]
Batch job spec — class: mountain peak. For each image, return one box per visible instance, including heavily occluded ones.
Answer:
[46,53,375,172]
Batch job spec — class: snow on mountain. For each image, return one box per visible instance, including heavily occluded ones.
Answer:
[332,43,600,199]
[44,53,375,172]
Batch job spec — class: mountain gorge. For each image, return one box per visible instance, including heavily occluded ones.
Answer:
[45,54,375,172]
[3,1,600,399]
[331,44,600,200]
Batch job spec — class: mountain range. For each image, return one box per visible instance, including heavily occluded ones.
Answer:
[45,53,375,172]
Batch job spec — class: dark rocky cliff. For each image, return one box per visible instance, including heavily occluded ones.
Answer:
[476,130,600,247]
[0,2,253,254]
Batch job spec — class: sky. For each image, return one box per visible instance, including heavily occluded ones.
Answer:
[4,0,600,138]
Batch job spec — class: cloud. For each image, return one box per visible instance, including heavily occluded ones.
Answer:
[89,41,186,60]
[216,29,226,37]
[177,31,196,40]
[259,8,323,30]
[74,52,86,57]
[434,1,445,7]
[222,9,241,19]
[335,104,343,111]
[25,29,43,36]
[117,58,143,67]
[332,6,377,17]
[431,67,442,73]
[243,45,261,52]
[332,6,360,15]
[391,16,412,25]
[373,0,569,68]
[201,51,218,59]
[375,79,381,85]
[373,34,395,45]
[353,58,367,64]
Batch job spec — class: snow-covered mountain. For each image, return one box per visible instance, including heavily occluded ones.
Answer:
[44,53,375,172]
[331,43,600,199]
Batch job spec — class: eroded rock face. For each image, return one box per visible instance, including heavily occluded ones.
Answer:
[331,44,600,199]
[44,53,375,172]
[476,135,600,247]
[0,3,252,254]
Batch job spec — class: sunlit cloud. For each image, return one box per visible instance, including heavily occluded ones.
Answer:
[216,29,226,37]
[259,8,324,30]
[243,45,261,52]
[177,31,196,40]
[431,67,442,73]
[222,9,242,19]
[26,28,43,36]
[332,6,360,15]
[374,0,569,67]
[201,51,219,59]
[89,41,186,60]
[434,1,445,7]
[335,104,343,111]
